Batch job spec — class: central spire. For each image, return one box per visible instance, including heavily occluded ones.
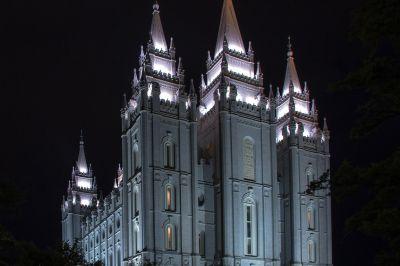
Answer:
[76,131,88,174]
[214,0,245,56]
[150,1,168,51]
[282,36,301,96]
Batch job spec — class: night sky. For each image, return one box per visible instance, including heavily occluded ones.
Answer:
[2,0,392,265]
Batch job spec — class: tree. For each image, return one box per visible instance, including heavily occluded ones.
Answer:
[333,0,400,264]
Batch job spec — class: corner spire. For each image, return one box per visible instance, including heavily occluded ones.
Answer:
[282,36,301,96]
[132,68,139,89]
[76,131,88,174]
[215,0,245,56]
[150,1,167,51]
[189,79,196,96]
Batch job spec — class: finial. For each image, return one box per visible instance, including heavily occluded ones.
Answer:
[123,93,128,109]
[323,117,329,131]
[276,86,281,99]
[269,84,274,99]
[248,41,253,53]
[132,68,139,89]
[189,79,196,96]
[153,1,159,12]
[256,62,261,77]
[207,50,212,62]
[169,37,174,50]
[201,74,206,88]
[177,57,183,73]
[287,35,293,58]
[304,81,308,94]
[289,86,295,113]
[139,45,145,64]
[311,99,316,114]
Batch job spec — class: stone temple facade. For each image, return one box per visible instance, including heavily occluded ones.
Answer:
[61,1,333,265]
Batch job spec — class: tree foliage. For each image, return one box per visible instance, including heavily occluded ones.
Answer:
[333,0,400,264]
[337,0,400,138]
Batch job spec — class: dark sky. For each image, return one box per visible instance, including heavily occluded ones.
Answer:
[1,0,391,265]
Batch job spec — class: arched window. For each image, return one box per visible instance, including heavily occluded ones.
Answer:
[132,142,139,173]
[165,223,175,251]
[243,197,257,256]
[133,186,139,216]
[133,223,139,254]
[164,141,175,168]
[165,183,175,211]
[306,164,313,186]
[308,239,316,262]
[307,206,315,230]
[243,137,255,180]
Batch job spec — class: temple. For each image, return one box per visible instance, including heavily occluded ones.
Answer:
[61,1,332,265]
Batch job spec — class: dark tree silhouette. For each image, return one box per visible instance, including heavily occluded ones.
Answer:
[333,0,400,264]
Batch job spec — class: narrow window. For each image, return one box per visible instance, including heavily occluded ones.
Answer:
[133,142,139,173]
[133,224,139,254]
[109,253,113,266]
[164,141,175,168]
[244,201,257,256]
[165,224,174,250]
[306,165,313,186]
[133,229,137,254]
[307,206,315,230]
[165,184,175,211]
[136,226,140,252]
[133,188,138,216]
[199,231,205,257]
[308,240,316,262]
[117,249,121,266]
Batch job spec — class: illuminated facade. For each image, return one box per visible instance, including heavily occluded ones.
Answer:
[61,1,332,265]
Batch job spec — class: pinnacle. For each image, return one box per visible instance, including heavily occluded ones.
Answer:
[287,35,293,58]
[215,0,245,56]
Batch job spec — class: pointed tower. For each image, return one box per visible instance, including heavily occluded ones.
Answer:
[276,38,332,265]
[200,0,262,114]
[197,1,281,265]
[131,2,183,103]
[61,132,97,246]
[276,37,317,141]
[117,2,199,265]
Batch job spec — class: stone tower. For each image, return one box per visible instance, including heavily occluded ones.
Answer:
[276,38,332,265]
[61,132,97,246]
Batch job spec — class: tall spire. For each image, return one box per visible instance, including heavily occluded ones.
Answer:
[76,130,88,174]
[282,36,301,96]
[215,0,245,56]
[150,1,168,51]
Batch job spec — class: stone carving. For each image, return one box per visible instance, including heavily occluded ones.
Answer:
[243,137,255,180]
